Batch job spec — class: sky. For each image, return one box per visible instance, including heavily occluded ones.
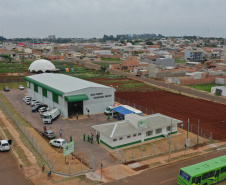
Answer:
[0,0,226,38]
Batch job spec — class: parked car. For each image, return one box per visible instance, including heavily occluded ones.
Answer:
[32,104,47,112]
[3,87,10,92]
[49,138,67,148]
[42,130,55,139]
[19,85,24,90]
[31,100,39,107]
[25,98,35,105]
[135,74,141,77]
[0,140,12,151]
[23,96,32,102]
[38,107,50,113]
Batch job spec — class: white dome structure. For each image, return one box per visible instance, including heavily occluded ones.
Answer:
[29,59,56,73]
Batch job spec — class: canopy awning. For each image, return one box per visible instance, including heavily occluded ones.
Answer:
[113,106,134,115]
[64,94,89,102]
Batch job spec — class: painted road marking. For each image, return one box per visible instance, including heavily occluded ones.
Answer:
[160,177,177,184]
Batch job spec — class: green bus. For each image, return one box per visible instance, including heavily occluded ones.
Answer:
[177,155,226,185]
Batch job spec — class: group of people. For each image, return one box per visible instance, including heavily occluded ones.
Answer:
[83,133,99,144]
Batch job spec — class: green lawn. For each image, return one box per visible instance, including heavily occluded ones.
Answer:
[175,58,185,63]
[187,84,224,92]
[101,57,122,61]
[93,62,120,68]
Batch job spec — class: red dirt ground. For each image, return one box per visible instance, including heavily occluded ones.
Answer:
[116,91,226,141]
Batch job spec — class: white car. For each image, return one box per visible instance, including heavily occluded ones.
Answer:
[23,96,31,102]
[49,138,67,148]
[0,140,11,151]
[19,85,24,90]
[38,107,50,113]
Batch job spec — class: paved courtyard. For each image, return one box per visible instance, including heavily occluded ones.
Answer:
[1,89,119,170]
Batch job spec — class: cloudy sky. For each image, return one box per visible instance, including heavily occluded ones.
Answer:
[1,0,225,38]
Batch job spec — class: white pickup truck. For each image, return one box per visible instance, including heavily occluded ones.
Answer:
[0,140,11,151]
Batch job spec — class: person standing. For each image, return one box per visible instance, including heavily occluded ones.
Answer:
[90,134,93,144]
[83,133,86,141]
[44,126,47,131]
[42,165,45,172]
[76,113,78,120]
[59,129,62,137]
[87,135,90,142]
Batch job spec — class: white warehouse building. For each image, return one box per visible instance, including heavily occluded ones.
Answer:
[25,73,115,118]
[92,113,182,149]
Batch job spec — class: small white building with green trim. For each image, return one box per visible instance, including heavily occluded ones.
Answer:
[92,113,182,149]
[25,73,115,117]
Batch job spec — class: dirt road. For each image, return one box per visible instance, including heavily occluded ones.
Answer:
[0,149,31,185]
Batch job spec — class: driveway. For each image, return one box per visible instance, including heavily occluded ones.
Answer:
[2,89,119,170]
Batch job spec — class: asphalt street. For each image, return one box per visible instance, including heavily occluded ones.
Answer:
[0,150,31,185]
[106,149,226,185]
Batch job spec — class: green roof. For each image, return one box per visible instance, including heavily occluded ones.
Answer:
[64,94,89,102]
[181,155,226,176]
[25,76,64,97]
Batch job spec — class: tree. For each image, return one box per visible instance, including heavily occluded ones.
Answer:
[100,65,107,72]
[1,54,13,62]
[146,41,154,45]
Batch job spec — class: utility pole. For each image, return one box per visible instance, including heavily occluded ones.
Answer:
[197,120,200,144]
[187,118,189,139]
[168,118,172,161]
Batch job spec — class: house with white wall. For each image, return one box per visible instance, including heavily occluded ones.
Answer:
[92,113,182,149]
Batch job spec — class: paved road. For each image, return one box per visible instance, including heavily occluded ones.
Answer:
[106,149,226,185]
[0,149,31,185]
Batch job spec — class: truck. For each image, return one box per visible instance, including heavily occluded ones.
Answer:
[104,104,120,115]
[42,108,61,124]
[104,104,143,116]
[0,140,12,151]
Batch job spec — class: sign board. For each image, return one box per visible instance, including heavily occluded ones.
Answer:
[185,138,190,147]
[63,141,74,157]
[138,120,147,128]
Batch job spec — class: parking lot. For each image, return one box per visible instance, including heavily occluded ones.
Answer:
[2,89,119,170]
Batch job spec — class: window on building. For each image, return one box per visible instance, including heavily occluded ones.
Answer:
[127,135,131,138]
[113,139,117,142]
[119,137,123,140]
[146,131,153,137]
[138,133,141,136]
[155,128,162,134]
[167,126,171,131]
[42,88,47,97]
[34,84,38,93]
[52,93,58,103]
[133,134,136,137]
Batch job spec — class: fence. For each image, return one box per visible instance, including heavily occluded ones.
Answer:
[0,98,93,176]
[113,97,213,163]
[115,96,158,115]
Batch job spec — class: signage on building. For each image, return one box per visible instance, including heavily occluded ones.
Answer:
[138,120,147,128]
[90,92,112,99]
[63,141,74,157]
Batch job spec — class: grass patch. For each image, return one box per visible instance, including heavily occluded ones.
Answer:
[165,152,201,162]
[0,82,26,90]
[149,161,162,168]
[13,146,31,167]
[175,58,185,64]
[3,129,17,145]
[0,94,31,127]
[0,120,5,128]
[120,83,151,90]
[187,84,224,92]
[204,148,216,152]
[101,57,122,61]
[0,104,46,169]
